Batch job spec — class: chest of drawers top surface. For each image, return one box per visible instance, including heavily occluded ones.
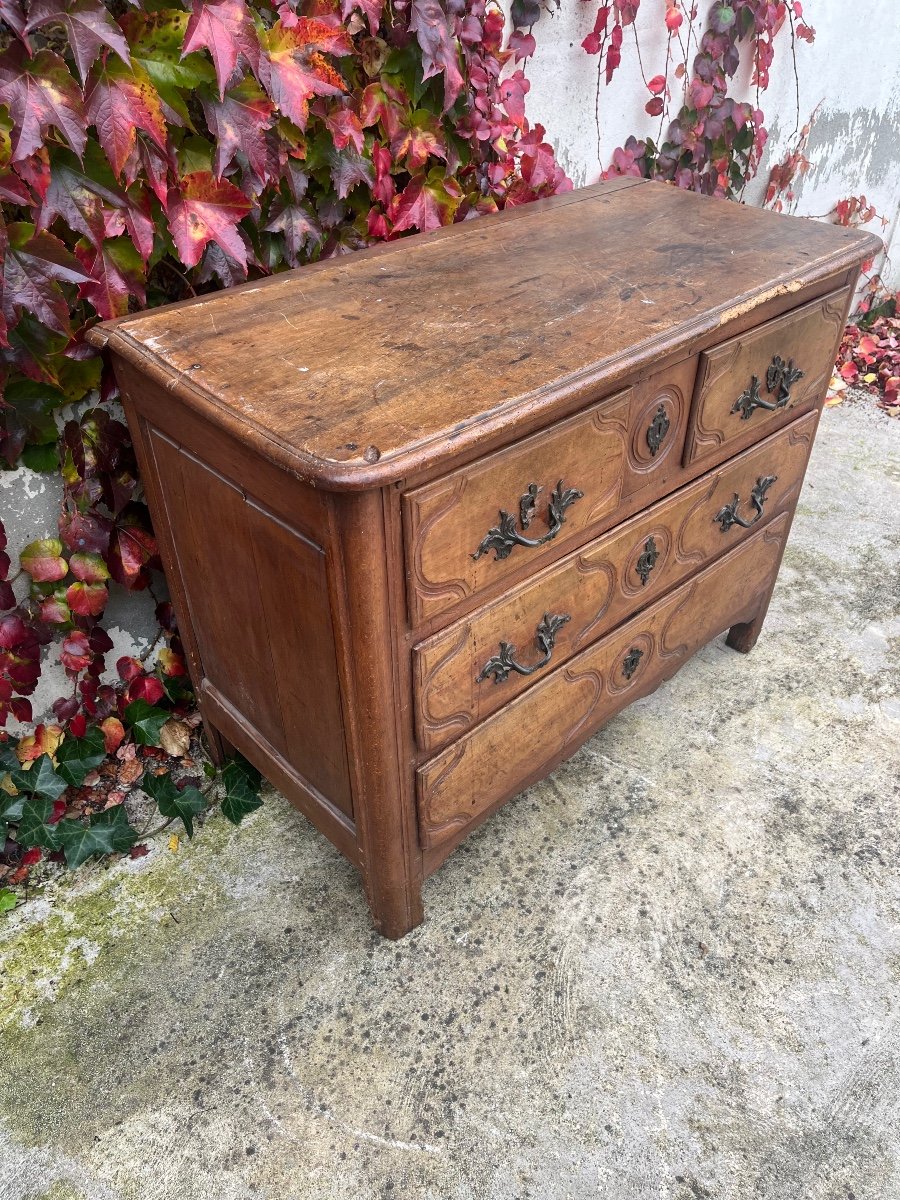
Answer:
[90,179,878,490]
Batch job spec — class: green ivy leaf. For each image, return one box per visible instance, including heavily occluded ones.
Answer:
[221,755,263,825]
[0,791,26,842]
[16,797,64,850]
[11,755,68,801]
[124,699,170,746]
[56,727,107,787]
[20,442,59,472]
[54,805,139,868]
[0,888,17,915]
[142,771,207,838]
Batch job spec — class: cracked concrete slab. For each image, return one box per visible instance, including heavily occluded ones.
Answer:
[0,400,898,1200]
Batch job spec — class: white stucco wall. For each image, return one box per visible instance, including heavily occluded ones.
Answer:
[514,0,900,285]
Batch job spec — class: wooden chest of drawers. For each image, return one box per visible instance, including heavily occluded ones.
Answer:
[90,180,879,938]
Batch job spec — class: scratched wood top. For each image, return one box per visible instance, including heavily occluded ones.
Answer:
[92,179,879,489]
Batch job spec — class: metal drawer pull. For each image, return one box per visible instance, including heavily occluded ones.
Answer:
[635,535,659,585]
[472,479,584,562]
[477,612,571,685]
[714,474,778,532]
[646,405,670,456]
[621,646,643,679]
[732,354,804,420]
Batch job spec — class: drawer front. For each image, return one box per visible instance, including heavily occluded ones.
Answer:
[416,512,790,850]
[684,286,849,467]
[403,391,632,627]
[413,410,816,754]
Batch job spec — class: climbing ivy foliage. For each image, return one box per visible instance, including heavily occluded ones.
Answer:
[0,0,568,893]
[577,0,815,197]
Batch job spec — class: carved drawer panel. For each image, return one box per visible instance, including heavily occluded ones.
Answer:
[403,360,700,628]
[416,512,790,850]
[402,391,632,627]
[684,285,851,468]
[413,410,816,754]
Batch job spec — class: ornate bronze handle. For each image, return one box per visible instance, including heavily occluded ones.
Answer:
[472,480,584,562]
[646,405,670,456]
[621,646,643,680]
[477,612,571,685]
[713,474,778,532]
[732,354,804,420]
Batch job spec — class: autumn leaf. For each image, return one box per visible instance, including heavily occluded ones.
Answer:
[200,78,276,180]
[340,0,384,36]
[74,236,147,320]
[61,630,92,674]
[2,223,93,338]
[183,0,262,99]
[391,169,462,233]
[85,59,168,179]
[122,8,215,125]
[159,717,191,758]
[329,146,374,199]
[408,0,464,112]
[37,146,129,253]
[100,716,125,754]
[69,552,109,584]
[260,19,351,132]
[390,108,447,172]
[165,172,252,270]
[26,0,132,84]
[20,538,68,583]
[263,199,321,266]
[65,580,108,618]
[0,46,87,163]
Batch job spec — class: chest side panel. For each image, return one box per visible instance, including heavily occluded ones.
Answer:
[144,427,354,819]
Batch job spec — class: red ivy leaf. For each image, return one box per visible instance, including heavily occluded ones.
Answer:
[183,0,262,99]
[85,60,168,179]
[328,146,374,199]
[26,0,132,84]
[20,538,68,583]
[0,0,30,50]
[390,108,447,172]
[324,104,365,154]
[340,0,384,36]
[263,199,321,266]
[0,45,87,163]
[408,0,464,113]
[37,148,127,251]
[66,580,109,617]
[200,78,276,180]
[106,503,158,590]
[390,169,462,233]
[69,552,109,584]
[74,237,147,320]
[165,172,252,269]
[61,630,92,674]
[2,223,93,338]
[260,19,351,132]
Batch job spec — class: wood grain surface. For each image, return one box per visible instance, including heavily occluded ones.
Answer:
[91,180,880,489]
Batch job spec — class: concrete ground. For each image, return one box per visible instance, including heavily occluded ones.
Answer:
[1,399,898,1200]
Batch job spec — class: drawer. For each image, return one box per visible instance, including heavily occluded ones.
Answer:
[403,359,696,627]
[416,511,790,851]
[684,285,850,467]
[413,409,816,753]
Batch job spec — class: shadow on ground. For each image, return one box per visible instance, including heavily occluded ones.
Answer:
[1,401,899,1200]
